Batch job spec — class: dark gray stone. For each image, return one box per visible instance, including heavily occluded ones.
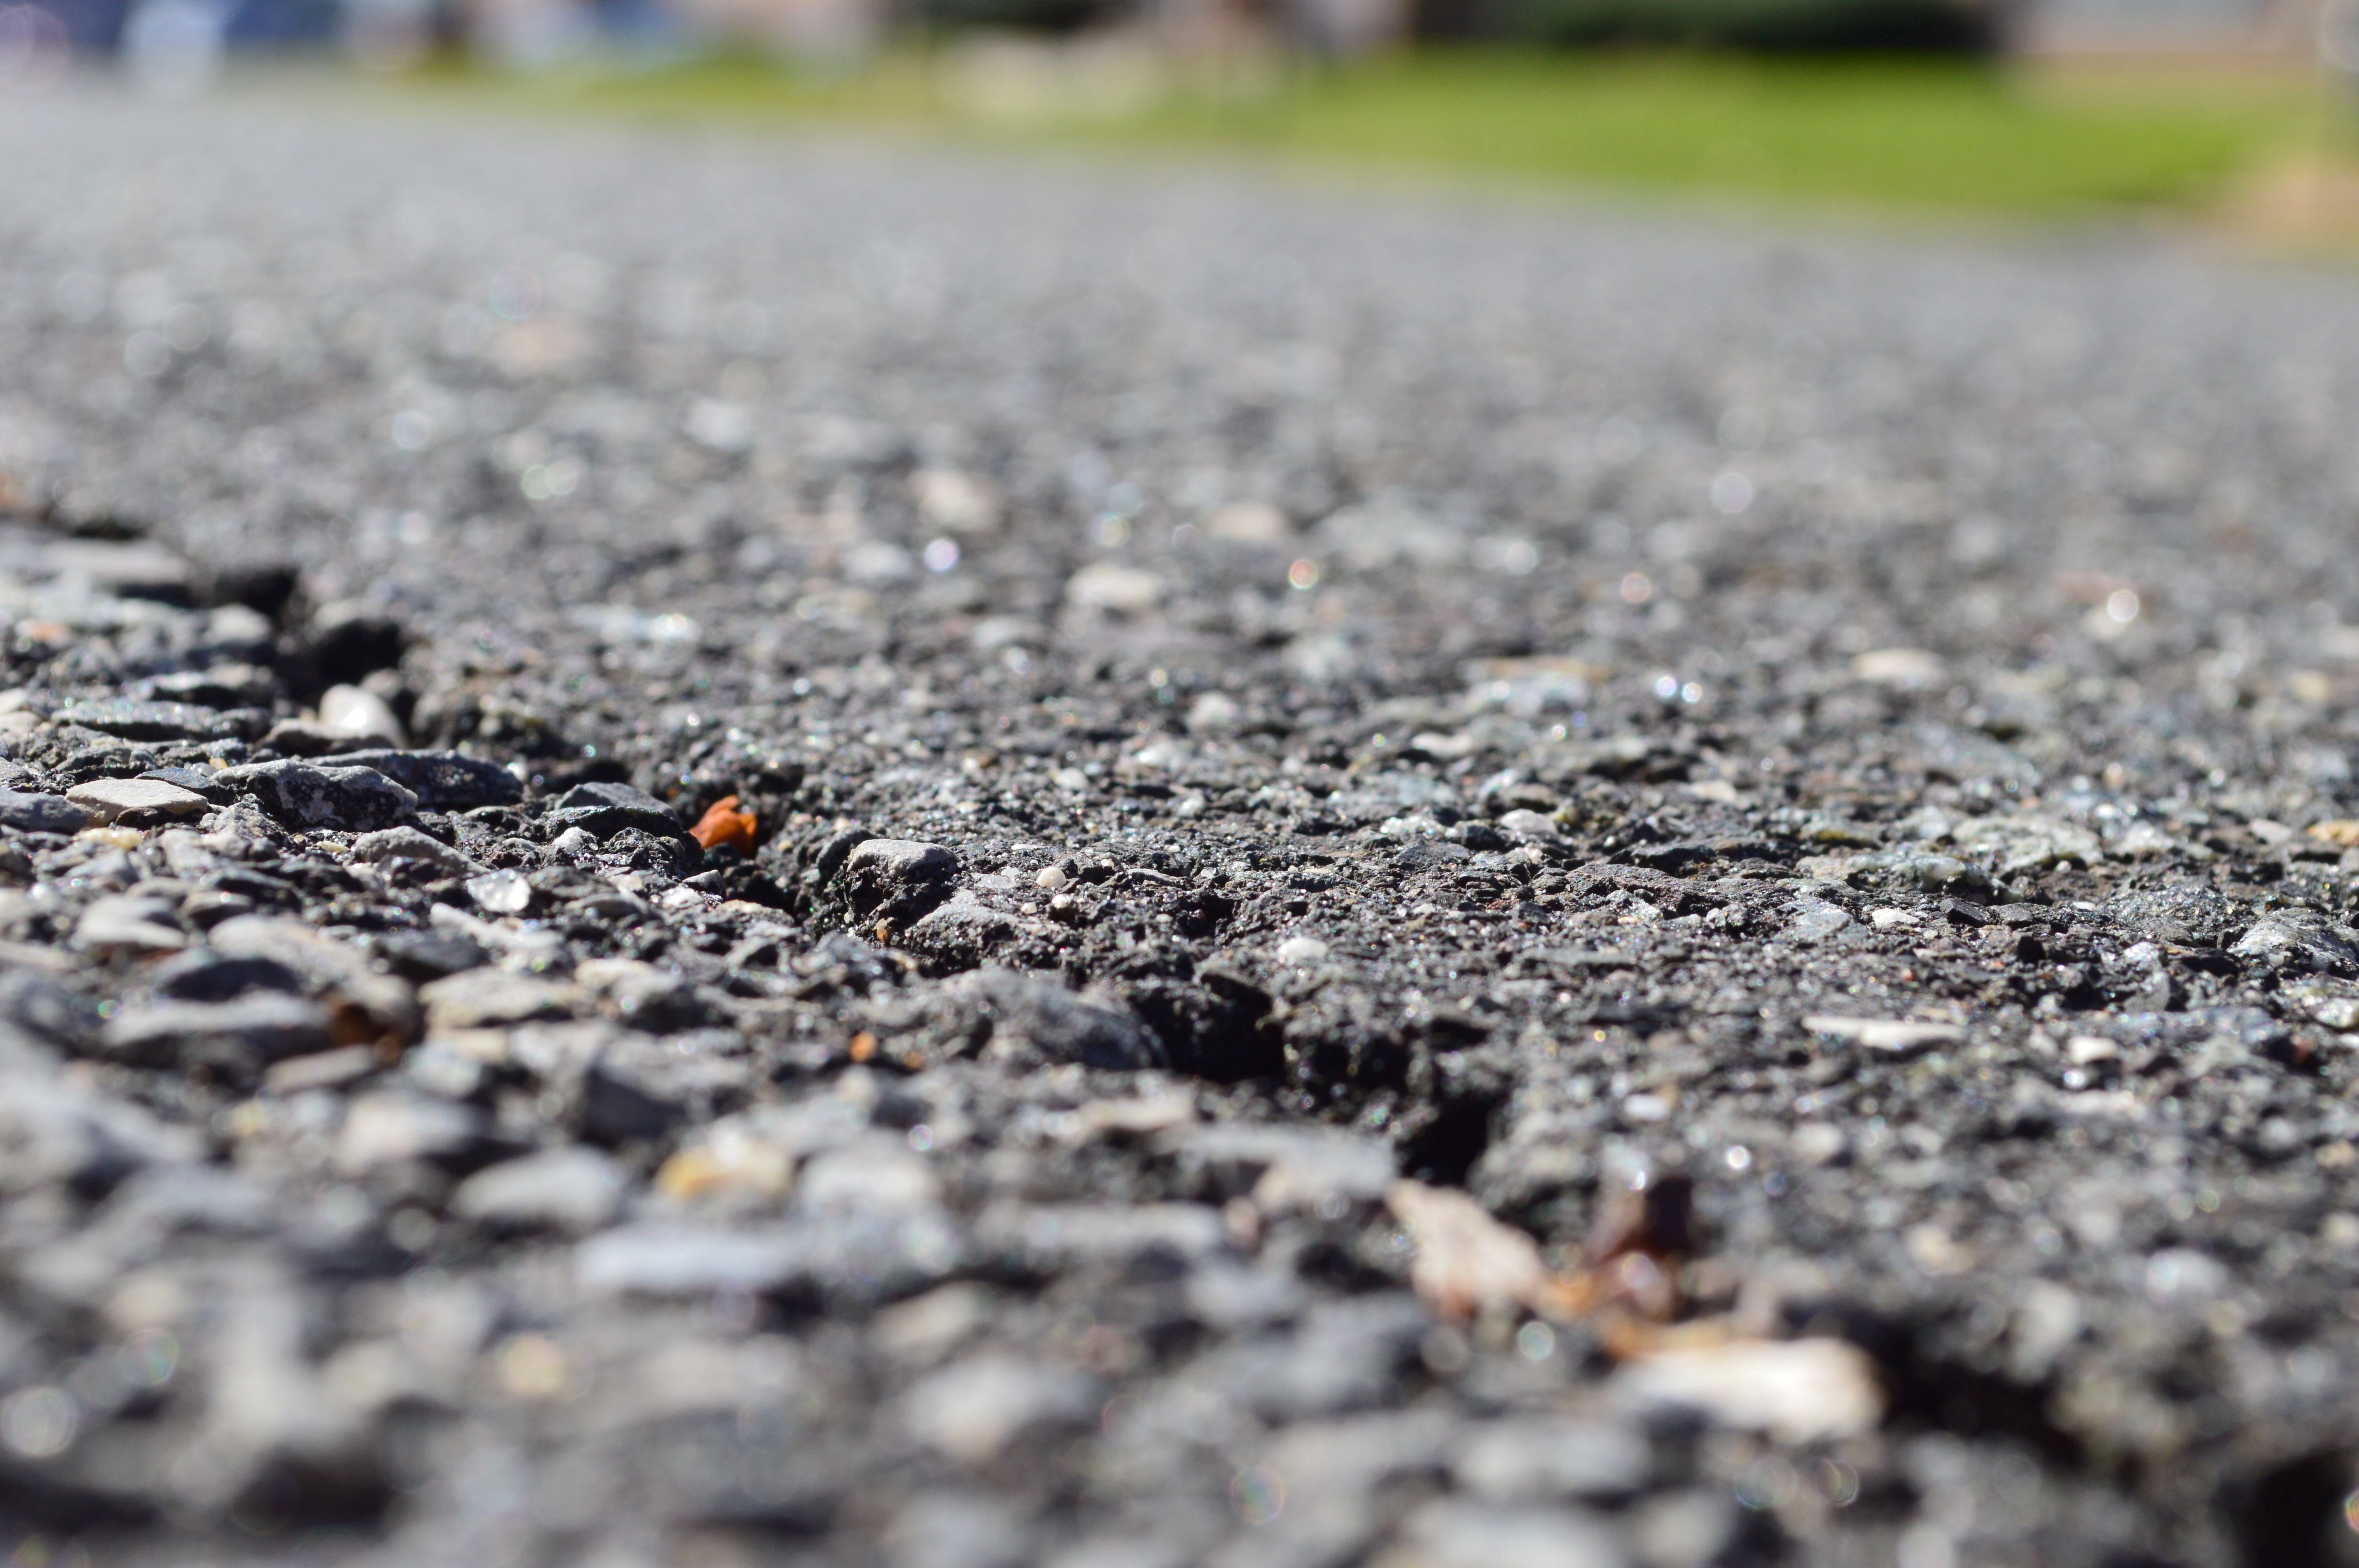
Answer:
[841,838,959,927]
[545,780,682,840]
[149,949,307,1002]
[948,969,1164,1071]
[1395,840,1473,871]
[315,750,523,811]
[2232,908,2359,976]
[138,764,235,802]
[52,697,236,742]
[0,789,89,835]
[214,759,418,831]
[100,993,329,1079]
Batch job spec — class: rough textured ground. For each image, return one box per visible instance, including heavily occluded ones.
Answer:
[2,80,2359,1568]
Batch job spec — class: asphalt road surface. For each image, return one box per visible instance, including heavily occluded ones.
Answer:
[0,80,2357,1568]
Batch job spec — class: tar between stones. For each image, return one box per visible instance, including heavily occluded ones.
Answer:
[2,87,2359,1568]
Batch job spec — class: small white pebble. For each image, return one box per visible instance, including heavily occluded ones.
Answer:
[1274,935,1329,967]
[2066,1034,2117,1066]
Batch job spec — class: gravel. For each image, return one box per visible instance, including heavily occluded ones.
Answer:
[0,78,2357,1568]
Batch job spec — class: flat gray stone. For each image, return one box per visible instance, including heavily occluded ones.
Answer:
[66,776,209,825]
[349,825,474,873]
[52,697,236,742]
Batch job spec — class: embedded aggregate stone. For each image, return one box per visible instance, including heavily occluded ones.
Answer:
[347,824,476,873]
[840,837,960,926]
[314,748,523,811]
[451,1145,627,1235]
[98,992,330,1080]
[213,758,420,830]
[4,82,2359,1568]
[48,696,240,742]
[64,774,210,824]
[0,788,89,835]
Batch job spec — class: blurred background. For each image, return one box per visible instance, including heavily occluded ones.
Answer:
[0,0,2347,239]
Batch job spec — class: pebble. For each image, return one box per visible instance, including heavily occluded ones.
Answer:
[1386,1180,1552,1322]
[574,1224,802,1296]
[418,969,579,1032]
[902,1356,1101,1464]
[0,789,90,835]
[1784,900,1852,944]
[1274,934,1330,966]
[1611,1338,1883,1445]
[2232,909,2359,975]
[207,915,420,1039]
[1803,1014,1964,1052]
[840,838,960,926]
[213,759,419,831]
[348,825,474,873]
[543,780,682,840]
[1185,691,1242,734]
[1387,1499,1631,1568]
[72,894,188,952]
[1495,809,1559,842]
[65,776,209,826]
[467,869,535,915]
[51,697,238,741]
[261,1044,382,1095]
[655,1119,800,1204]
[1850,647,1946,687]
[1450,1417,1652,1501]
[452,1145,627,1235]
[334,1091,496,1176]
[102,992,329,1076]
[1065,563,1164,613]
[1950,813,2104,875]
[311,750,523,811]
[950,967,1163,1070]
[316,683,407,746]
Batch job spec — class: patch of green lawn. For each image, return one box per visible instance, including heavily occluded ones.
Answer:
[387,47,2330,219]
[1136,54,2323,214]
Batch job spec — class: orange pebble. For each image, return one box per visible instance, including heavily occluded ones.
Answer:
[689,794,757,853]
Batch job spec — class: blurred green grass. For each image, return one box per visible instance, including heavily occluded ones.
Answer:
[392,48,2332,218]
